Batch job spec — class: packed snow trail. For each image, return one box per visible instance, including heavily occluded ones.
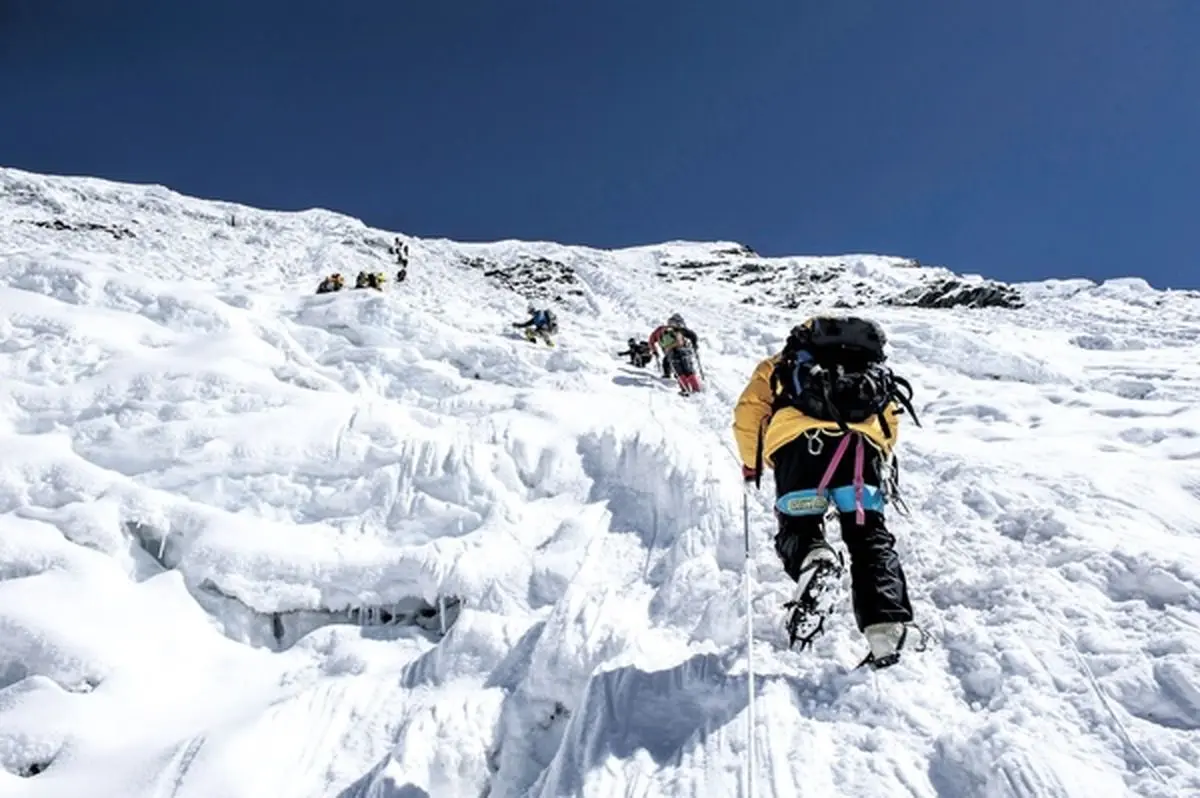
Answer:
[1,167,1199,797]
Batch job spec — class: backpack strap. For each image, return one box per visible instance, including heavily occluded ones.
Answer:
[876,409,893,441]
[870,372,919,441]
[852,433,867,524]
[890,375,921,427]
[753,419,765,489]
[768,360,784,411]
[814,365,852,433]
[816,433,854,494]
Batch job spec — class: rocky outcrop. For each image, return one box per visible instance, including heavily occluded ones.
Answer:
[885,278,1024,310]
[714,242,757,258]
[17,218,136,240]
[460,254,584,303]
[655,251,1022,313]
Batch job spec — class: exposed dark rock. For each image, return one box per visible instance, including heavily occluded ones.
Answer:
[704,260,850,309]
[886,278,1024,310]
[660,257,777,284]
[731,262,768,275]
[459,254,584,303]
[19,218,136,240]
[658,252,1025,314]
[713,243,757,258]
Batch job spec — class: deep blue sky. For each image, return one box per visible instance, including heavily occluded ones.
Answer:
[3,0,1198,287]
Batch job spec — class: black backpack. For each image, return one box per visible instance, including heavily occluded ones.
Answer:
[769,316,920,438]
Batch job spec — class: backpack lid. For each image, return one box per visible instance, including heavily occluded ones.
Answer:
[787,316,887,363]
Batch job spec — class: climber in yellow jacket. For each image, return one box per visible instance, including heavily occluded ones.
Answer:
[732,315,923,669]
[732,356,900,472]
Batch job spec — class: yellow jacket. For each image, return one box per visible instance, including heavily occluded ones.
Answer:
[732,354,901,469]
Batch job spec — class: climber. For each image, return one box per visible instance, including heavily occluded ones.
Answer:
[315,273,345,294]
[513,305,557,346]
[648,313,702,394]
[390,237,409,267]
[732,315,924,669]
[355,271,387,291]
[616,338,653,368]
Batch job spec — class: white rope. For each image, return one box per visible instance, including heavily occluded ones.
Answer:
[1044,613,1170,788]
[674,374,761,795]
[742,485,757,798]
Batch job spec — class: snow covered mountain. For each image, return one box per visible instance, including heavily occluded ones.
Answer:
[1,165,1199,798]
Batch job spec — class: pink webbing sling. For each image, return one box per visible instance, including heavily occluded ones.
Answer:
[815,431,868,524]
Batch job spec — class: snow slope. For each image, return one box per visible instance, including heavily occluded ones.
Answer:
[2,166,1200,798]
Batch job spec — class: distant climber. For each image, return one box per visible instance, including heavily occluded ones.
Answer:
[395,266,407,284]
[389,237,409,267]
[732,315,924,669]
[513,305,557,346]
[649,313,702,394]
[616,338,653,368]
[315,273,345,294]
[355,271,387,291]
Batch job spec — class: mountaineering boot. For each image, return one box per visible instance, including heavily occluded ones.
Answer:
[858,621,929,670]
[784,545,844,649]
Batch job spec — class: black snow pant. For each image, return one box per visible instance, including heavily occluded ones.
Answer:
[771,432,913,631]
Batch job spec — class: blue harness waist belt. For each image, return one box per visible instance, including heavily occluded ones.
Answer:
[774,432,884,522]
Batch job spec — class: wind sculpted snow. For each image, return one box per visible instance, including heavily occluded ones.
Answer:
[1,166,1200,797]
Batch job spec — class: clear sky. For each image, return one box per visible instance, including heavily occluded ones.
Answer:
[3,0,1198,288]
